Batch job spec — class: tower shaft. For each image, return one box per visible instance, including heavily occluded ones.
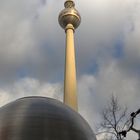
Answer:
[64,24,77,111]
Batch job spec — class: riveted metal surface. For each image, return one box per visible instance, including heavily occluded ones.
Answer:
[0,97,96,140]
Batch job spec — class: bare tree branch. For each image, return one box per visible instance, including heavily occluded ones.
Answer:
[119,108,140,140]
[97,95,128,140]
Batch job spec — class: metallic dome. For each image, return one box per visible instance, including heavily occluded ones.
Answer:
[59,1,81,29]
[0,97,96,140]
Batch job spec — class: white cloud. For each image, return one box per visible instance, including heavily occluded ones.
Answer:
[0,77,63,107]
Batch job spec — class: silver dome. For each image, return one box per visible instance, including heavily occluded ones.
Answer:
[0,96,96,140]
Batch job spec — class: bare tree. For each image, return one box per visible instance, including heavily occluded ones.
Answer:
[96,95,128,140]
[119,109,140,140]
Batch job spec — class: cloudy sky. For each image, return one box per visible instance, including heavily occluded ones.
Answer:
[0,0,140,139]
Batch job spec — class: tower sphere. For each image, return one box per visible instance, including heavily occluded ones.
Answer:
[59,1,81,30]
[0,97,96,140]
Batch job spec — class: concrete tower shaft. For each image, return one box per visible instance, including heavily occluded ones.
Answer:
[59,0,81,111]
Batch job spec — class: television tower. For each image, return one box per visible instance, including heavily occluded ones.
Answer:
[59,0,81,111]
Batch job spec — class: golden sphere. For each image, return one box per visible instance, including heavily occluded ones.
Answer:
[58,7,81,30]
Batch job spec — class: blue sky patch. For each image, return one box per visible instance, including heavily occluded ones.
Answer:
[112,36,124,59]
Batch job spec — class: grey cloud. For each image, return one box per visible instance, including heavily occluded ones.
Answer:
[0,0,139,84]
[0,0,64,84]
